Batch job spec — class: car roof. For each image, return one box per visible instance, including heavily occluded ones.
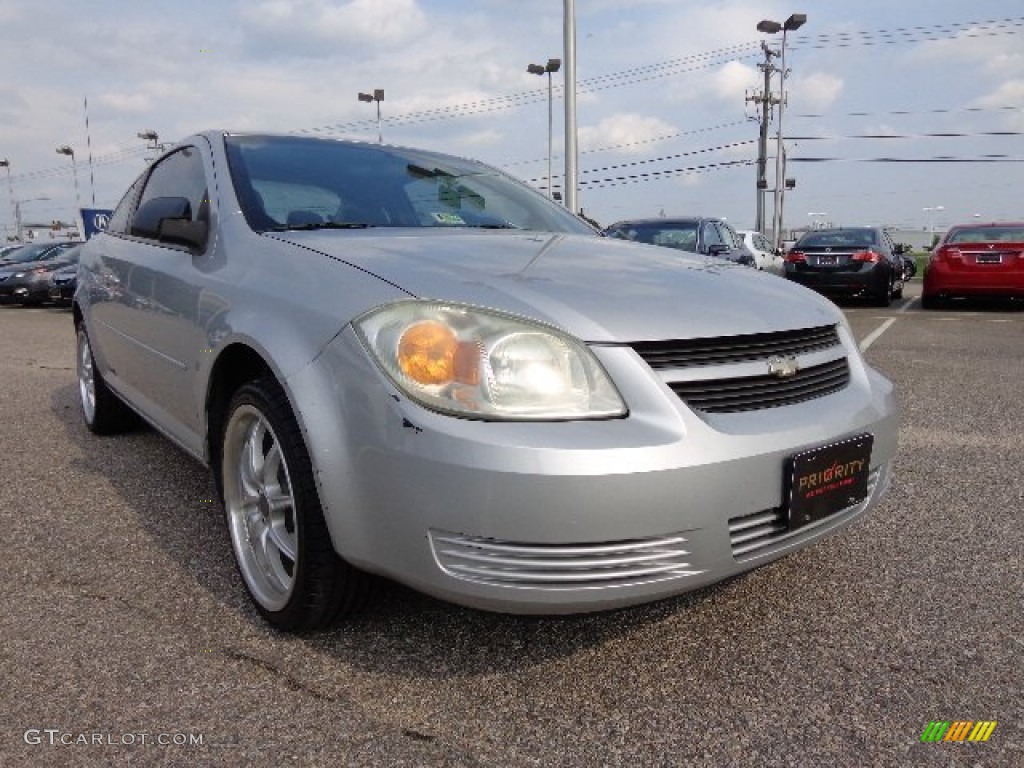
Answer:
[606,217,722,227]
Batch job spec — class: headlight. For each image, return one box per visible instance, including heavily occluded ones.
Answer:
[355,301,626,420]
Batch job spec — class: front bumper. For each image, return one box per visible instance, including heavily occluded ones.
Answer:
[0,278,51,303]
[286,326,898,614]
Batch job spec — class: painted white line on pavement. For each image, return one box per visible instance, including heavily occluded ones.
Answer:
[859,317,897,353]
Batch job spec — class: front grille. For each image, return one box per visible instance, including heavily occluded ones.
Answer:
[631,325,839,369]
[728,467,880,558]
[430,530,703,589]
[669,358,849,413]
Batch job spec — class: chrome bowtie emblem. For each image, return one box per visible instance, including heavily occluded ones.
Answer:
[767,355,800,378]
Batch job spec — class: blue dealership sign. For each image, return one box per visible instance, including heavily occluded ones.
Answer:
[80,208,114,239]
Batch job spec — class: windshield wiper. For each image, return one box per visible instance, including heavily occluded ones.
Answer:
[268,221,372,232]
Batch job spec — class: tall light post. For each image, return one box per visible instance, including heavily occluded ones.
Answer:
[563,0,578,214]
[357,89,385,144]
[757,12,806,250]
[55,145,81,213]
[14,196,50,242]
[923,205,945,244]
[137,129,164,163]
[528,58,562,199]
[0,159,13,242]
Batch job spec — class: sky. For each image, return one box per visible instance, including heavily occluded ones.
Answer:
[1,0,1022,239]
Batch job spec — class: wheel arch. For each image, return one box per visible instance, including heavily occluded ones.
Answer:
[204,343,277,484]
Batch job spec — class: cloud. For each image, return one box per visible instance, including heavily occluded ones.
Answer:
[711,60,760,104]
[239,0,427,56]
[96,92,155,114]
[912,25,1024,78]
[790,72,844,112]
[578,114,677,152]
[974,80,1024,130]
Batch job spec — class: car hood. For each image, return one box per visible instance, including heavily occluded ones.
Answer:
[268,230,840,342]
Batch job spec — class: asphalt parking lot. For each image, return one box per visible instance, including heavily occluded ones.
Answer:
[1,280,1021,767]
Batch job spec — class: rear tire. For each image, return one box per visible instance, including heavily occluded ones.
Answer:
[76,326,136,434]
[871,286,891,307]
[921,294,944,310]
[220,378,372,631]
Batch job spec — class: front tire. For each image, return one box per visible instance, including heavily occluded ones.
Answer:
[220,378,371,630]
[77,326,135,434]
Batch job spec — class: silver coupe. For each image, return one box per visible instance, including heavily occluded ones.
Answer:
[74,131,898,630]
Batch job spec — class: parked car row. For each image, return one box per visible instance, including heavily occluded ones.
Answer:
[772,222,1022,308]
[0,242,81,306]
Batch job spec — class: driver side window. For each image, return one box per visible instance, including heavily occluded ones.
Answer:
[133,146,209,237]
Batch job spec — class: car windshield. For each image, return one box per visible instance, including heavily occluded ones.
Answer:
[606,222,699,250]
[224,134,595,235]
[797,230,878,248]
[946,226,1024,244]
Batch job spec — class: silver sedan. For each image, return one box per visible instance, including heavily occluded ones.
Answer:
[74,131,898,630]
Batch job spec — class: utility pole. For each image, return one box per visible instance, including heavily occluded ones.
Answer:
[746,41,779,234]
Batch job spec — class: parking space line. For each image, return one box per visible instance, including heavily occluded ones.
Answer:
[859,317,897,352]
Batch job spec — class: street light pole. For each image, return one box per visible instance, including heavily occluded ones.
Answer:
[357,90,385,144]
[528,58,562,199]
[757,13,806,250]
[563,0,578,213]
[137,130,164,163]
[55,145,81,215]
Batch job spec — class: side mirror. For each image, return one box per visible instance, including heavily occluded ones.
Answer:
[161,218,208,250]
[131,196,207,250]
[707,243,730,256]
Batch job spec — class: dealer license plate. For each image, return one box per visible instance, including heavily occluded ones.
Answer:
[785,434,873,531]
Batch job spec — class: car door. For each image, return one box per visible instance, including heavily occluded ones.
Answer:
[756,232,784,274]
[88,143,213,451]
[700,220,725,257]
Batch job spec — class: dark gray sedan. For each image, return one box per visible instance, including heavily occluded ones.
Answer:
[74,132,897,630]
[784,227,905,306]
[0,242,81,304]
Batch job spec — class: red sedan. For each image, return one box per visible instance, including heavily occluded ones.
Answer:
[922,222,1024,309]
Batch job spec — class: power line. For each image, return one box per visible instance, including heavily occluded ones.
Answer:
[791,104,1021,120]
[10,16,1023,187]
[790,156,1024,163]
[579,159,753,190]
